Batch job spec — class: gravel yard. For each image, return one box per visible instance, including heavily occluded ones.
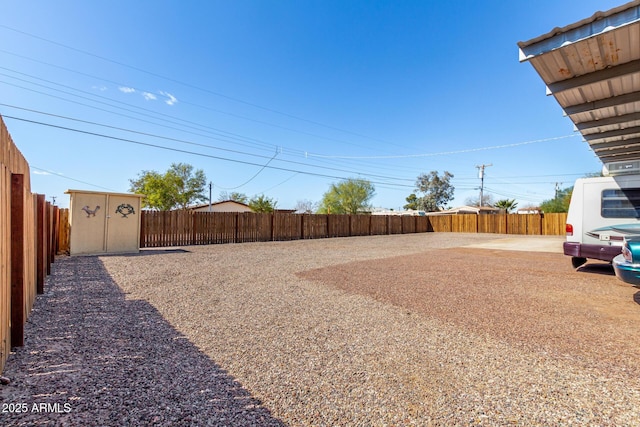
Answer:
[2,232,640,426]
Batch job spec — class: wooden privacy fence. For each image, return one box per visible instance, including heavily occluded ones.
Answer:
[429,212,567,236]
[139,210,567,248]
[1,116,59,374]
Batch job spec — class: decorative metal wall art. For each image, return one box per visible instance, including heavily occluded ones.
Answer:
[115,203,135,218]
[81,205,100,218]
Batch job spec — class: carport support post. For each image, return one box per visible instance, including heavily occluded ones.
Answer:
[10,173,25,347]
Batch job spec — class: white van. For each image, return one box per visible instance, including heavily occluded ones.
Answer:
[564,162,640,268]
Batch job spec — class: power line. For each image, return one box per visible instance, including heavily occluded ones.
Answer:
[306,134,579,159]
[8,104,590,195]
[1,74,403,178]
[0,70,429,177]
[0,71,280,153]
[0,50,383,152]
[0,102,280,160]
[482,186,547,202]
[0,27,412,151]
[0,68,594,180]
[31,166,118,191]
[257,172,300,194]
[2,114,416,189]
[0,55,595,190]
[216,151,280,190]
[0,105,416,183]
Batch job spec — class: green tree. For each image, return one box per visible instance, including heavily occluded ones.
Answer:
[249,194,277,213]
[218,191,249,204]
[494,199,518,213]
[403,193,420,210]
[317,178,375,214]
[540,186,573,213]
[415,171,454,212]
[129,163,207,210]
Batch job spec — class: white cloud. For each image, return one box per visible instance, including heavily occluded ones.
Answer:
[118,87,176,105]
[159,91,178,106]
[32,170,51,175]
[92,85,108,92]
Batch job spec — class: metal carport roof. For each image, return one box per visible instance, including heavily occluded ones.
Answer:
[518,1,640,165]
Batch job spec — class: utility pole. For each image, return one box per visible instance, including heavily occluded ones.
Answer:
[476,164,492,207]
[555,182,562,199]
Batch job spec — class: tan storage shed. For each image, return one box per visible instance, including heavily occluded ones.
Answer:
[65,189,144,255]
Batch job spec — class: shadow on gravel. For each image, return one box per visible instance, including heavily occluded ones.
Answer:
[577,262,615,276]
[0,256,285,427]
[101,248,191,257]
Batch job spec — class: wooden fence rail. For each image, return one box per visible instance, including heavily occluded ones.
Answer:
[139,210,567,248]
[1,117,59,373]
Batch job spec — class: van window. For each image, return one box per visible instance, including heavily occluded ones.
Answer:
[602,188,640,218]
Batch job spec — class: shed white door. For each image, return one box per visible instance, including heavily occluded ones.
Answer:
[106,195,140,253]
[70,193,108,255]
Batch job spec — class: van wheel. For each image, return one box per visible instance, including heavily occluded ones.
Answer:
[571,257,587,268]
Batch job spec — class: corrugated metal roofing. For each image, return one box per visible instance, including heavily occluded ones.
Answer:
[518,1,640,164]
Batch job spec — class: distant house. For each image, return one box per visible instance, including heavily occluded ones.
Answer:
[188,200,252,213]
[402,209,427,216]
[517,207,541,215]
[188,200,296,214]
[426,205,500,215]
[371,209,426,216]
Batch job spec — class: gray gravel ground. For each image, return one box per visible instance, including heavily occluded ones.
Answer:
[0,256,285,426]
[2,232,640,426]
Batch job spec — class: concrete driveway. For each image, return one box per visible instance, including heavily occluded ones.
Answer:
[465,235,565,253]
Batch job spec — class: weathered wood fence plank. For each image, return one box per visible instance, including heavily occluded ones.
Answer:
[10,174,25,348]
[543,213,566,235]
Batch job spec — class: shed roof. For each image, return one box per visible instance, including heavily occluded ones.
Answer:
[518,1,640,164]
[65,189,145,198]
[426,205,500,215]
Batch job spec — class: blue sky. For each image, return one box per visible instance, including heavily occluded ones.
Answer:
[0,0,620,210]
